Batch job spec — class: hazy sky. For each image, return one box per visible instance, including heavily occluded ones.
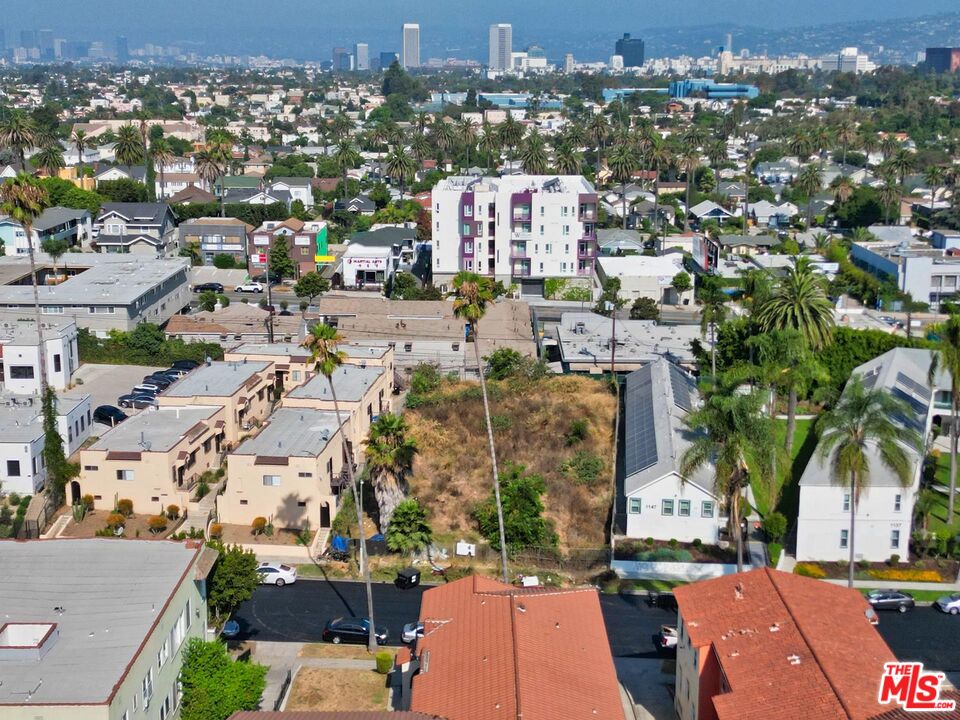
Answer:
[6,0,959,58]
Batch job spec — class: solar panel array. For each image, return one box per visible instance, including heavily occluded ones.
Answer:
[891,386,928,434]
[896,371,932,401]
[861,371,879,391]
[669,363,696,412]
[625,365,659,476]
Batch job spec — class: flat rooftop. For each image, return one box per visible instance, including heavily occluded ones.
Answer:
[232,407,343,457]
[0,393,88,443]
[555,312,701,365]
[288,364,385,402]
[227,342,389,361]
[90,405,222,453]
[435,174,596,195]
[0,314,76,344]
[0,539,200,705]
[164,360,270,398]
[0,253,189,306]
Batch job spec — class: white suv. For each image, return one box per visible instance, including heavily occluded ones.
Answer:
[236,282,264,293]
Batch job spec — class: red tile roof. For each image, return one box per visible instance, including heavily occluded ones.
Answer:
[229,713,441,720]
[410,575,624,720]
[674,568,898,720]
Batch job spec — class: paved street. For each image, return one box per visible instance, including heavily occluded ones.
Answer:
[233,578,960,672]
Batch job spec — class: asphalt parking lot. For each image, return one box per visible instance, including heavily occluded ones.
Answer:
[73,363,165,433]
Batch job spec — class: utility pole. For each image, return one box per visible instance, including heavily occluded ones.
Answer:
[265,246,275,343]
[607,300,617,376]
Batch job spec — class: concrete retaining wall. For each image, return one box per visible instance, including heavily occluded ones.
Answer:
[611,559,739,581]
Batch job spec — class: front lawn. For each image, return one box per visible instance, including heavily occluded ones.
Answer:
[928,453,960,534]
[769,418,818,523]
[795,558,959,583]
[614,539,737,564]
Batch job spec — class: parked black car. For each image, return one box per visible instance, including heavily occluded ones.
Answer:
[93,405,128,426]
[142,374,173,390]
[117,394,158,409]
[648,592,678,612]
[866,590,915,613]
[162,368,190,379]
[322,617,388,645]
[171,360,200,371]
[193,282,225,293]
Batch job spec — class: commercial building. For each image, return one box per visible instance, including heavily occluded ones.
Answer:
[850,238,960,310]
[249,219,330,278]
[796,348,943,563]
[926,47,960,73]
[164,304,303,347]
[354,42,370,71]
[77,405,227,515]
[432,175,598,292]
[596,254,693,306]
[379,51,399,70]
[341,226,418,289]
[488,23,513,71]
[0,392,91,496]
[821,47,876,74]
[0,253,191,335]
[219,407,346,530]
[674,568,898,720]
[669,79,760,100]
[0,539,212,720]
[179,217,252,267]
[396,575,625,720]
[402,23,420,69]
[615,33,645,68]
[0,315,78,393]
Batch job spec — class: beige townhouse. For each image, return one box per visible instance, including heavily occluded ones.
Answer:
[223,342,395,391]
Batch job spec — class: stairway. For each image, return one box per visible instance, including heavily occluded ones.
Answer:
[184,479,225,536]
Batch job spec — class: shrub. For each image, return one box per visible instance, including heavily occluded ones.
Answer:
[692,538,703,548]
[795,563,827,579]
[375,651,393,675]
[560,450,605,486]
[81,494,95,509]
[490,414,512,432]
[209,523,223,539]
[668,538,679,549]
[117,498,134,516]
[166,504,180,520]
[7,492,21,506]
[196,481,210,499]
[565,418,589,446]
[635,547,694,562]
[645,537,654,546]
[148,515,168,534]
[867,568,943,583]
[251,517,267,535]
[106,512,126,530]
[768,542,783,567]
[443,564,475,581]
[761,512,788,543]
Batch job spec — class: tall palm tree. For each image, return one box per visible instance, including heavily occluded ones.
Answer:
[384,147,416,200]
[788,129,814,160]
[365,413,418,532]
[498,115,524,168]
[113,124,145,167]
[678,149,700,232]
[151,138,175,200]
[756,256,835,351]
[680,382,777,572]
[32,143,64,177]
[334,140,360,201]
[303,323,377,651]
[817,375,921,587]
[698,279,728,378]
[586,113,611,173]
[888,148,915,187]
[705,139,727,188]
[878,180,901,226]
[924,165,946,214]
[607,142,639,230]
[518,128,548,175]
[929,315,960,525]
[329,113,354,141]
[835,117,858,167]
[0,112,37,169]
[431,119,456,162]
[478,121,501,173]
[409,133,430,166]
[1,174,50,389]
[456,118,477,169]
[194,149,227,217]
[831,175,854,205]
[795,164,824,229]
[452,271,509,582]
[71,129,88,180]
[553,143,582,176]
[648,141,671,246]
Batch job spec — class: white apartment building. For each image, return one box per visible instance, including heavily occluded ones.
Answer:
[432,175,599,293]
[796,348,949,563]
[0,316,79,394]
[851,239,960,310]
[489,24,513,71]
[402,24,420,69]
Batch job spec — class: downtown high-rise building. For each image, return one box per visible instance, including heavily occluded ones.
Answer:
[402,23,420,69]
[614,33,645,68]
[354,42,369,71]
[379,51,399,70]
[38,29,53,60]
[332,47,352,71]
[116,35,129,62]
[488,23,513,71]
[20,30,36,49]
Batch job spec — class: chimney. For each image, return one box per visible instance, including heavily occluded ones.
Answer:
[734,583,744,601]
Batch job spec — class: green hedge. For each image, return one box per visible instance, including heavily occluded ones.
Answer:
[634,547,694,563]
[768,542,783,567]
[78,325,223,366]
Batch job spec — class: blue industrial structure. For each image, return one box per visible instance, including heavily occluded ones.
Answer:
[602,79,759,104]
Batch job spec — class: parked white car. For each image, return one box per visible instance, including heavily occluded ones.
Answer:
[257,562,297,586]
[402,621,424,644]
[936,593,960,615]
[236,282,264,293]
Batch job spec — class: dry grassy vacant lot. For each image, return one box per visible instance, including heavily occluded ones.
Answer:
[285,668,388,711]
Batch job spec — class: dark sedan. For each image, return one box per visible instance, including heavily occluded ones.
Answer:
[866,590,916,613]
[117,394,158,409]
[93,405,128,427]
[322,617,388,645]
[171,359,200,371]
[193,282,224,293]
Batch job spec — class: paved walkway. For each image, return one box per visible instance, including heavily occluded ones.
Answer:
[747,540,767,569]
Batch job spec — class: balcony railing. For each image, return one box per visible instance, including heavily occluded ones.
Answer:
[512,211,531,222]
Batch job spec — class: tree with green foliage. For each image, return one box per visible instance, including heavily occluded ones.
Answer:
[40,238,69,276]
[518,128,549,175]
[630,296,660,321]
[198,291,223,312]
[97,178,148,203]
[795,164,824,229]
[0,112,37,168]
[113,124,145,167]
[179,638,266,720]
[384,147,416,200]
[473,464,557,553]
[40,177,106,214]
[32,143,65,177]
[268,238,296,280]
[594,277,625,317]
[831,186,889,228]
[698,278,728,378]
[385,499,432,554]
[42,387,78,506]
[608,141,639,230]
[761,511,788,542]
[929,315,960,525]
[756,256,834,351]
[293,271,330,314]
[206,542,259,621]
[817,375,921,587]
[671,271,692,300]
[365,413,418,532]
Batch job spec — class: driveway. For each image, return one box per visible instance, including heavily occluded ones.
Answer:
[73,363,165,433]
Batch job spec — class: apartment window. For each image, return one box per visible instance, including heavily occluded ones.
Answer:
[117,469,135,481]
[141,668,154,707]
[292,371,300,381]
[84,464,99,471]
[539,262,544,272]
[6,460,20,477]
[545,243,552,254]
[9,365,34,379]
[240,499,248,505]
[562,225,570,236]
[894,494,902,512]
[701,501,714,518]
[298,471,313,478]
[463,205,473,217]
[262,475,281,487]
[561,206,569,216]
[157,638,169,667]
[678,500,691,517]
[539,206,544,217]
[561,262,567,272]
[53,354,62,372]
[203,438,211,452]
[891,529,901,549]
[629,498,641,514]
[298,500,307,507]
[121,711,130,720]
[404,343,413,352]
[662,499,675,516]
[840,529,849,549]
[158,693,172,720]
[842,493,851,512]
[185,598,193,628]
[42,305,64,314]
[539,225,545,236]
[88,306,115,314]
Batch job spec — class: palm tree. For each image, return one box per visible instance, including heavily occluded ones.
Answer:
[456,118,477,169]
[151,138,174,200]
[431,119,456,162]
[409,133,430,166]
[648,141,671,246]
[698,279,728,378]
[888,148,915,187]
[384,147,416,200]
[607,142,639,230]
[756,256,835,351]
[329,113,354,141]
[929,315,960,525]
[705,139,727,189]
[678,149,700,232]
[518,128,548,175]
[71,129,88,179]
[835,118,858,167]
[795,164,824,229]
[586,113,611,172]
[0,112,37,169]
[32,144,64,177]
[194,149,227,217]
[924,165,946,214]
[878,180,901,226]
[788,129,814,160]
[498,116,524,168]
[303,323,377,651]
[553,143,582,176]
[810,231,832,254]
[452,271,509,582]
[113,124,145,167]
[334,141,360,201]
[812,125,833,167]
[915,488,939,533]
[817,375,921,587]
[365,413,418,532]
[478,121,501,173]
[680,382,777,572]
[831,175,854,205]
[1,174,50,389]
